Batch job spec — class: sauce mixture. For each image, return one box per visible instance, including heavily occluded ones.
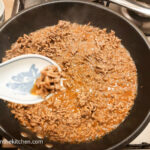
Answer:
[4,20,137,143]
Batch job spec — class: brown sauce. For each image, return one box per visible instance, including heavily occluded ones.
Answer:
[30,83,38,95]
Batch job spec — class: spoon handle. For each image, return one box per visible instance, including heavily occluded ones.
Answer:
[0,54,62,104]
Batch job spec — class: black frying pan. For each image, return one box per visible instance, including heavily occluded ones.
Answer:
[0,1,150,150]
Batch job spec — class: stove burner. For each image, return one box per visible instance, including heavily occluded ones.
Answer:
[121,1,150,35]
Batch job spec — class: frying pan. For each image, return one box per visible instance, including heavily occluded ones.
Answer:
[0,1,150,150]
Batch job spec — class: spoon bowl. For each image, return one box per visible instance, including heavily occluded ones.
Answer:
[0,54,61,104]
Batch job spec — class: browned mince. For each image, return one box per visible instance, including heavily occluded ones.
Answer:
[4,20,137,143]
[31,65,62,98]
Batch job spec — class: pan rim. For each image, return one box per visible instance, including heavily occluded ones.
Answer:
[0,0,150,150]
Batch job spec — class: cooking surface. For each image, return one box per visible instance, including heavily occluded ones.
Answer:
[3,0,14,20]
[0,0,150,149]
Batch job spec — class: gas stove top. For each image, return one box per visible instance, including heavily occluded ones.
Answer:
[0,0,150,149]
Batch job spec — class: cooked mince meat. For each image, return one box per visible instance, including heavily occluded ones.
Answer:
[5,20,137,143]
[31,65,62,98]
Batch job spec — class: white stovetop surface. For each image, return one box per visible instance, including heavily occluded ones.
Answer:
[131,122,150,144]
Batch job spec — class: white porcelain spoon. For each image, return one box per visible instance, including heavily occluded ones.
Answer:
[0,54,62,105]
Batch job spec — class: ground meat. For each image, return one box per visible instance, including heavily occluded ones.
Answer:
[31,65,62,98]
[5,20,137,143]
